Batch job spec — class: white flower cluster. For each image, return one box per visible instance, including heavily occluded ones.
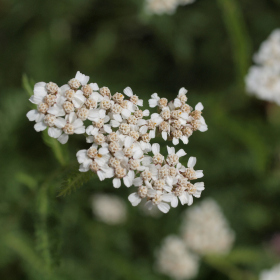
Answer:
[181,198,235,255]
[27,71,94,144]
[156,235,199,280]
[260,264,280,280]
[155,199,235,279]
[91,194,127,225]
[27,71,207,214]
[246,29,280,105]
[145,0,195,15]
[149,88,208,145]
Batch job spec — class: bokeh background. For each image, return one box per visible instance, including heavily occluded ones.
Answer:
[1,0,280,279]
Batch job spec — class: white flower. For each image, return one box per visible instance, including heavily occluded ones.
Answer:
[173,87,188,108]
[128,184,154,206]
[133,164,158,186]
[166,146,187,165]
[260,264,280,280]
[112,169,135,188]
[92,194,127,225]
[186,182,205,206]
[179,0,196,5]
[29,82,48,104]
[246,65,280,105]
[181,198,235,255]
[76,144,110,171]
[54,112,86,144]
[27,110,50,133]
[246,29,280,105]
[184,102,208,134]
[123,86,143,107]
[181,156,204,180]
[145,190,173,213]
[75,71,90,85]
[145,0,178,15]
[155,235,199,280]
[145,0,195,16]
[47,95,66,117]
[27,72,207,215]
[61,85,86,108]
[166,177,189,208]
[86,115,112,138]
[254,29,280,66]
[138,113,163,139]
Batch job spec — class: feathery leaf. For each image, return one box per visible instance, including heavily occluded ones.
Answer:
[58,169,95,197]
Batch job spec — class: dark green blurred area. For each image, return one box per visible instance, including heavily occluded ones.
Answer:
[1,0,280,279]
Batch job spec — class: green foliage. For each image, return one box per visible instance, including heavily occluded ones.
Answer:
[217,0,252,88]
[1,0,280,279]
[58,169,95,197]
[42,130,69,167]
[22,74,35,98]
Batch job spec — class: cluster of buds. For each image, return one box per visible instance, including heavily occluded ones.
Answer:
[27,71,207,214]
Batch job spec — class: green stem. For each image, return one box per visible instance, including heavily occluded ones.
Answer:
[204,255,258,280]
[42,130,68,166]
[217,0,252,88]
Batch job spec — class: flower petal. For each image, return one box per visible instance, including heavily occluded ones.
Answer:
[34,121,47,132]
[128,193,141,206]
[113,178,121,188]
[187,157,197,168]
[158,202,170,213]
[57,133,69,144]
[123,87,133,97]
[48,127,62,138]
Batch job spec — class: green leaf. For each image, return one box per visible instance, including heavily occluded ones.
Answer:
[42,130,68,166]
[16,172,38,191]
[22,74,34,97]
[58,169,95,197]
[217,0,252,88]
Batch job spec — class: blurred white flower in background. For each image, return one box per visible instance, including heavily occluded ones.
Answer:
[139,200,162,217]
[181,198,235,255]
[145,0,195,15]
[156,235,199,280]
[91,194,127,225]
[246,29,280,105]
[179,0,196,5]
[260,264,280,280]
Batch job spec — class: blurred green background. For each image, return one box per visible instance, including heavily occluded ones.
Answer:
[1,0,280,279]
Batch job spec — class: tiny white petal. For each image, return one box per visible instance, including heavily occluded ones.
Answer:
[26,110,39,121]
[171,197,179,208]
[34,122,47,132]
[148,99,158,108]
[188,157,197,168]
[172,138,179,145]
[179,87,188,95]
[97,171,106,181]
[89,83,99,91]
[158,202,170,213]
[57,133,69,144]
[195,170,204,178]
[113,178,121,188]
[174,98,181,108]
[48,127,62,138]
[195,102,204,111]
[128,193,141,206]
[162,131,167,140]
[176,149,187,158]
[123,87,133,97]
[152,143,160,155]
